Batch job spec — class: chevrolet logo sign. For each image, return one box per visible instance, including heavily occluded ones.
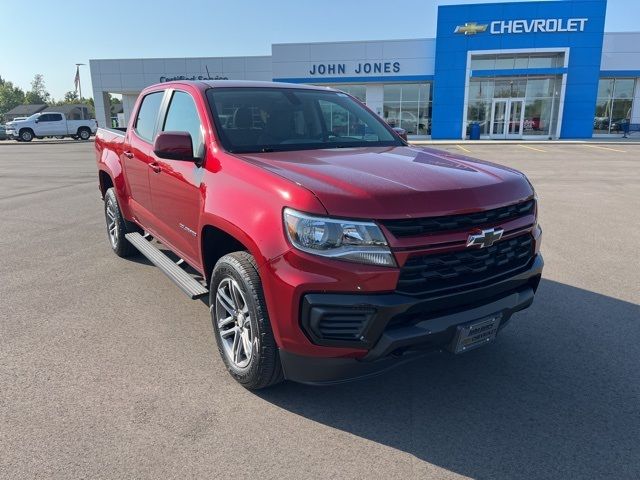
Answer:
[454,22,489,35]
[467,228,504,249]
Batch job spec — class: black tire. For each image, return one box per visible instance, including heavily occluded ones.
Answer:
[210,251,283,389]
[19,129,33,142]
[77,128,91,140]
[104,188,137,257]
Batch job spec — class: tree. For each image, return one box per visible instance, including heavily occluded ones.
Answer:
[0,81,26,117]
[63,90,79,103]
[24,73,50,104]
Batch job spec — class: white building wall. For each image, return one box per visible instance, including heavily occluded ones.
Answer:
[121,94,138,126]
[601,33,640,71]
[90,56,272,127]
[365,85,384,117]
[272,39,436,81]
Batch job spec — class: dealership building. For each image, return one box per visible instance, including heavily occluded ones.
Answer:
[90,0,639,139]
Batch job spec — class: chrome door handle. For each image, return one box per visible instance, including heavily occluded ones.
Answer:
[123,151,134,159]
[149,162,161,173]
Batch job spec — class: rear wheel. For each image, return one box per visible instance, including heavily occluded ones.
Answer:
[78,128,91,140]
[211,252,283,389]
[104,188,137,257]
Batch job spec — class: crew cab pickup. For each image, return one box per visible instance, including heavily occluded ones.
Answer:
[95,80,543,389]
[8,112,97,142]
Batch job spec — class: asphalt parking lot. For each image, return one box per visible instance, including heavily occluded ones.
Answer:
[1,141,639,479]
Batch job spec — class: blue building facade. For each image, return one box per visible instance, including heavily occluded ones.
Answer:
[432,0,607,139]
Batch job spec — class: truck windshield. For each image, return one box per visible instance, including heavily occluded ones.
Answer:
[206,87,403,153]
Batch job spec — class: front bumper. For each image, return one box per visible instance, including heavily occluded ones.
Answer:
[280,254,543,384]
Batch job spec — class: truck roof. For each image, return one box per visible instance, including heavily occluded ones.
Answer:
[149,80,335,92]
[202,80,330,90]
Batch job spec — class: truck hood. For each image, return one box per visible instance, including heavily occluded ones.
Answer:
[235,146,533,218]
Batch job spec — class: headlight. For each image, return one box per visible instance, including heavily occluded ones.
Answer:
[283,208,396,267]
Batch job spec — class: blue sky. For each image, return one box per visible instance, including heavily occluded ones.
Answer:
[1,0,638,100]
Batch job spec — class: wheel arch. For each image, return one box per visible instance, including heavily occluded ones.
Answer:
[77,126,91,136]
[200,219,266,286]
[98,169,114,198]
[97,149,133,219]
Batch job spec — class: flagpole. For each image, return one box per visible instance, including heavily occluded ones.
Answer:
[75,63,85,100]
[75,63,85,119]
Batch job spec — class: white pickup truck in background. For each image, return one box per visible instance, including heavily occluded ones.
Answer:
[6,112,97,142]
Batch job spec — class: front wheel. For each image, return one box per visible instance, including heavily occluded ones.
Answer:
[211,252,283,389]
[19,130,33,142]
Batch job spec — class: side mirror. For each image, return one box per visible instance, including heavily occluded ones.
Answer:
[153,131,194,161]
[34,119,39,123]
[392,127,408,142]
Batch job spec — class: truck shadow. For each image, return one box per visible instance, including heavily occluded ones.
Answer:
[257,279,640,479]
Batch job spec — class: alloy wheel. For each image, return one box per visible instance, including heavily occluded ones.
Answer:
[215,277,254,369]
[105,197,118,248]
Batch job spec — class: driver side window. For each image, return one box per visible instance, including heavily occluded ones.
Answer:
[163,91,204,158]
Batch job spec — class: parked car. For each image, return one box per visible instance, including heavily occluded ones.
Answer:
[6,112,97,142]
[95,80,543,389]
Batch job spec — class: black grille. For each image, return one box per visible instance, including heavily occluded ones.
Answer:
[397,234,534,297]
[381,200,535,237]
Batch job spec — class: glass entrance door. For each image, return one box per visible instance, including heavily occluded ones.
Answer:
[490,99,507,138]
[506,98,524,139]
[490,98,525,139]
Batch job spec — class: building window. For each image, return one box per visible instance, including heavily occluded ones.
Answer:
[470,52,565,71]
[383,83,432,136]
[593,78,635,135]
[316,84,366,103]
[466,76,561,137]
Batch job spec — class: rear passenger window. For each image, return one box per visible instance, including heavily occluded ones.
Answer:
[135,91,164,142]
[163,91,204,157]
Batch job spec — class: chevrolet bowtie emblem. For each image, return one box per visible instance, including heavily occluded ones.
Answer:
[454,22,489,35]
[467,228,504,249]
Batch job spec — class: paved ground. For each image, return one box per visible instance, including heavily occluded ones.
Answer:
[1,141,638,479]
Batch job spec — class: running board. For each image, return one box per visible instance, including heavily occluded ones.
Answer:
[125,232,209,300]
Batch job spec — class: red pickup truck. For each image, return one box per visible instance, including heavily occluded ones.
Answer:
[95,81,543,389]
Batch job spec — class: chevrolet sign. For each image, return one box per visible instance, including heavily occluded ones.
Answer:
[455,17,588,35]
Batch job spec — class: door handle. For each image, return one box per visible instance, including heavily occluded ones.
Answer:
[123,151,134,159]
[149,162,162,173]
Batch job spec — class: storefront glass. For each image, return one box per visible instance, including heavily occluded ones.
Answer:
[333,84,366,103]
[383,83,432,136]
[466,76,561,138]
[593,78,636,134]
